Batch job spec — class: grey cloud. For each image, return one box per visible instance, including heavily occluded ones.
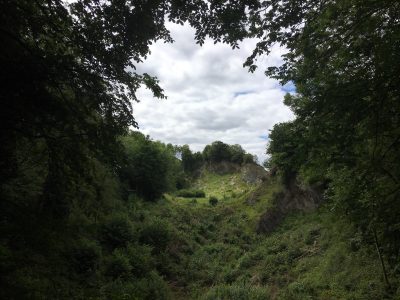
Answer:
[132,22,294,163]
[197,116,247,131]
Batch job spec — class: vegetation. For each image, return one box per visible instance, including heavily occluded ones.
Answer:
[2,0,400,299]
[249,0,400,289]
[120,132,184,201]
[203,141,257,165]
[176,189,206,198]
[208,196,219,206]
[119,172,396,299]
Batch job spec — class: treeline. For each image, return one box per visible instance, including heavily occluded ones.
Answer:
[120,133,257,201]
[181,141,257,175]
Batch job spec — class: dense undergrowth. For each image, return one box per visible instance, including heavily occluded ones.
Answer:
[2,155,397,299]
[129,172,395,299]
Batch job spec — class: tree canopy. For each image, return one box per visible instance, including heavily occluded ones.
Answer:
[253,0,400,281]
[0,1,256,297]
[203,141,256,164]
[120,131,184,201]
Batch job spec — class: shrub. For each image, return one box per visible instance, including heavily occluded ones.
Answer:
[103,271,170,300]
[99,214,136,250]
[195,190,206,197]
[176,189,206,198]
[202,283,270,300]
[125,245,154,277]
[209,196,218,206]
[139,219,171,254]
[105,251,132,279]
[133,271,171,300]
[69,239,101,275]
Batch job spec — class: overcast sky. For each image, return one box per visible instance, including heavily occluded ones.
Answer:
[134,22,294,163]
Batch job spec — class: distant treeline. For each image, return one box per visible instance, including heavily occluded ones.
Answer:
[180,141,257,174]
[120,132,257,202]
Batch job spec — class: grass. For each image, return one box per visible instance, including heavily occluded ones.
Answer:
[137,170,392,299]
[193,171,251,201]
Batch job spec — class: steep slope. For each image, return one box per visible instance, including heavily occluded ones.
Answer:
[257,174,324,234]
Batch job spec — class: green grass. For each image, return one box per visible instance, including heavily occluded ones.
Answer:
[166,170,262,207]
[193,171,251,201]
[134,171,393,299]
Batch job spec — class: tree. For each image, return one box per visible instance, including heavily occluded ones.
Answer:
[121,132,171,201]
[0,0,256,217]
[203,141,231,163]
[180,144,203,175]
[229,144,246,164]
[237,0,400,282]
[1,1,268,294]
[267,122,305,177]
[3,0,399,295]
[0,1,260,298]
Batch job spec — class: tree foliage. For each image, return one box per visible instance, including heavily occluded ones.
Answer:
[4,0,400,296]
[203,141,256,164]
[120,131,184,201]
[253,0,400,280]
[0,1,257,297]
[180,144,204,175]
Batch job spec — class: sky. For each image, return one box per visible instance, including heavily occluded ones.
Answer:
[134,22,294,163]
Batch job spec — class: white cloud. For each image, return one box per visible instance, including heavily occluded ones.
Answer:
[133,22,294,163]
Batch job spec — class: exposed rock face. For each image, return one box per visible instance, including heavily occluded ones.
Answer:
[205,161,241,175]
[257,175,324,234]
[205,162,268,184]
[240,164,268,184]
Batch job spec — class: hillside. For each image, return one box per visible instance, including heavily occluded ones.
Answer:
[139,165,392,299]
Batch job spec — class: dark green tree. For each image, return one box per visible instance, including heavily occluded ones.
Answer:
[203,141,231,163]
[229,144,246,164]
[180,144,203,174]
[1,1,256,297]
[121,132,169,201]
[242,0,400,284]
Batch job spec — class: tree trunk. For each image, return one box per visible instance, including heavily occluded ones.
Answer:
[373,228,391,288]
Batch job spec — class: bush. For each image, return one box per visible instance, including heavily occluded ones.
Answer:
[209,196,218,206]
[105,251,132,279]
[202,283,270,300]
[134,271,171,300]
[69,239,101,275]
[103,271,170,300]
[139,219,171,254]
[176,189,205,198]
[99,214,136,250]
[125,245,154,277]
[195,190,206,197]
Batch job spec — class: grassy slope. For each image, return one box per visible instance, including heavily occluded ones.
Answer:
[140,170,393,299]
